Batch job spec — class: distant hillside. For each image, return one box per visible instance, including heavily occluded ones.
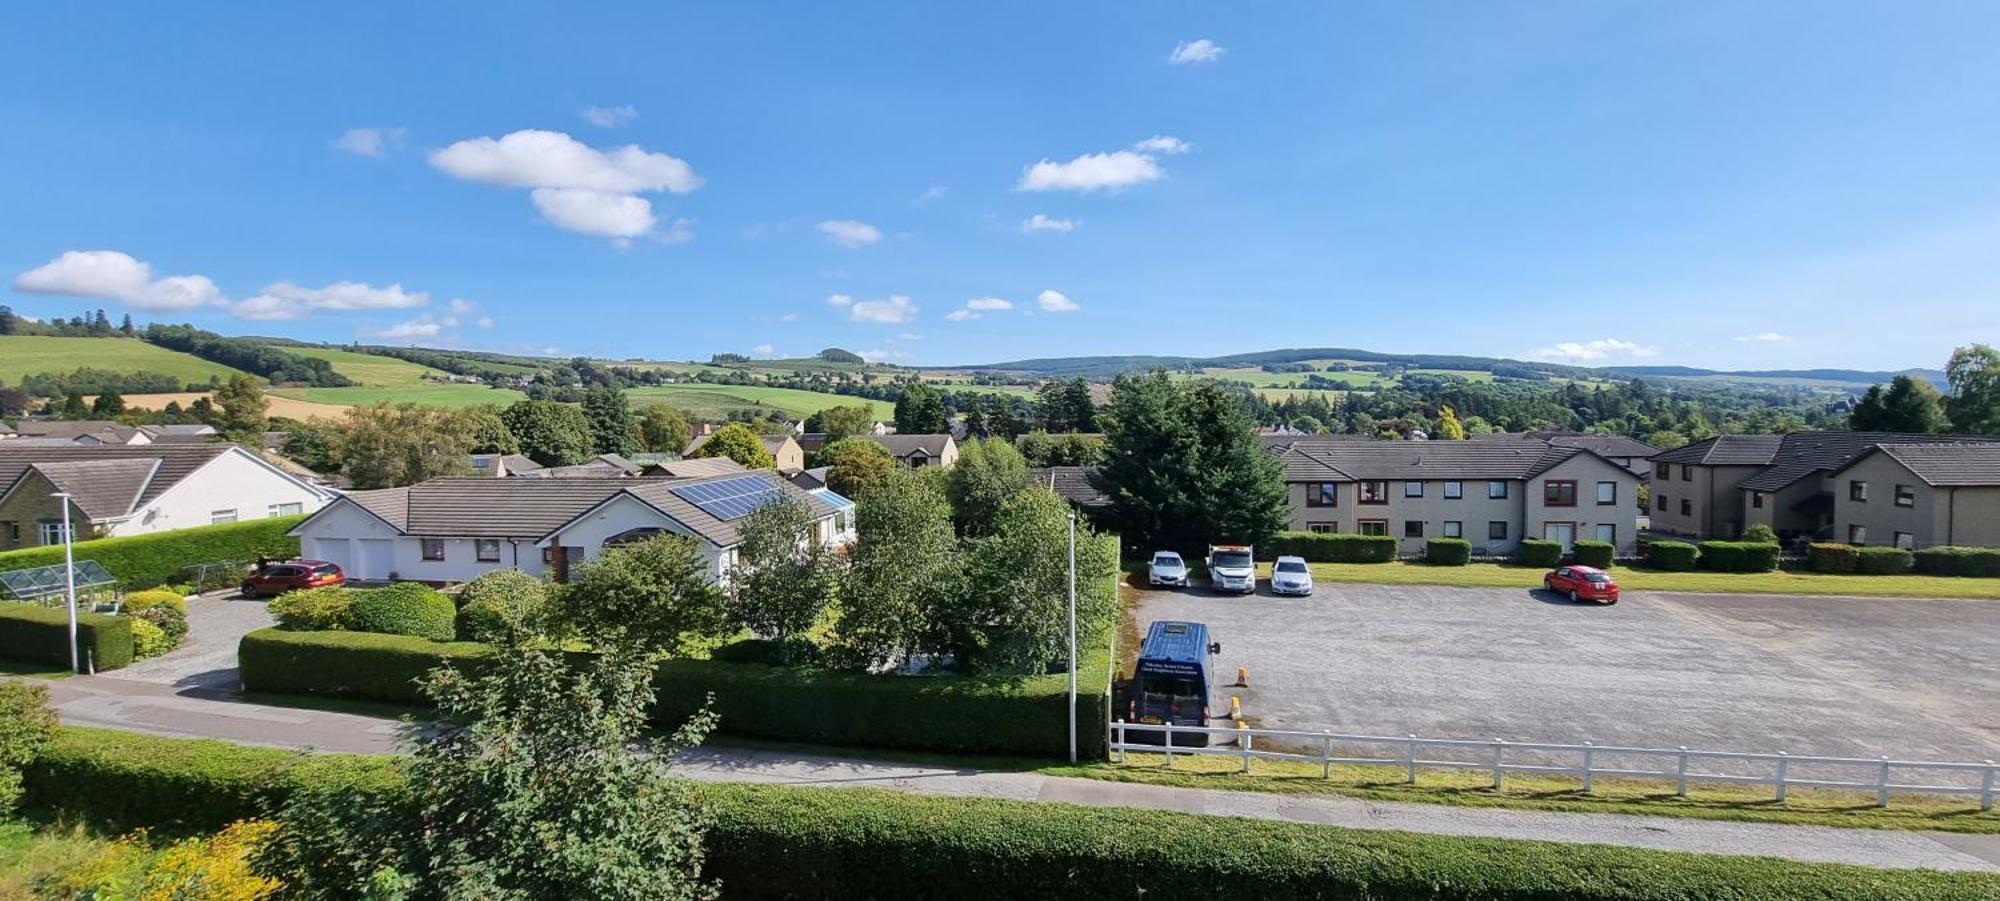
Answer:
[1602,366,1948,388]
[0,335,254,385]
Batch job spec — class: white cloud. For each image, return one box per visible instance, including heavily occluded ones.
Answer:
[816,219,882,248]
[1735,332,1792,343]
[1021,213,1078,234]
[826,293,854,308]
[752,343,777,355]
[857,348,910,362]
[968,297,1014,311]
[579,104,638,127]
[429,129,700,240]
[1526,338,1658,363]
[1017,150,1163,192]
[447,298,478,315]
[913,186,948,205]
[234,280,429,320]
[1036,289,1080,313]
[13,250,226,312]
[659,218,696,244]
[366,317,445,341]
[1131,135,1192,155]
[846,294,916,324]
[1169,39,1225,65]
[333,127,406,159]
[895,332,924,342]
[946,310,977,322]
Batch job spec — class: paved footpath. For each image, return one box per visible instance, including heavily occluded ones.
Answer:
[35,674,2000,874]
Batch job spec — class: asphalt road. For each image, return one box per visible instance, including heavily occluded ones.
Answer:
[1133,582,2000,764]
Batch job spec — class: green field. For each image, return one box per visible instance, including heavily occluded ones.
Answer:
[273,384,526,409]
[0,335,252,385]
[626,384,896,420]
[283,346,451,387]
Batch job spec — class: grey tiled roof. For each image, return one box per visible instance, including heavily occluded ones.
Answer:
[1737,432,2000,491]
[29,459,161,521]
[867,434,954,458]
[1275,439,1585,481]
[1028,466,1110,507]
[1650,435,1784,466]
[1535,433,1660,458]
[0,444,235,517]
[8,420,142,443]
[643,457,745,479]
[1858,443,2000,487]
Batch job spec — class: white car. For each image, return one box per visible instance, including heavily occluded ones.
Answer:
[1147,551,1188,587]
[1270,556,1314,595]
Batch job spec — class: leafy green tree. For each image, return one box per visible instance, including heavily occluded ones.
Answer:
[689,422,775,468]
[944,437,1029,536]
[90,389,126,417]
[957,488,1117,673]
[550,535,732,655]
[636,405,692,453]
[1645,429,1690,452]
[1850,375,1947,433]
[892,381,950,434]
[820,437,896,497]
[339,404,478,489]
[834,468,961,669]
[1435,405,1466,440]
[59,390,89,419]
[728,497,844,661]
[0,682,56,815]
[213,374,269,441]
[803,404,876,441]
[281,419,345,473]
[462,404,520,455]
[1945,344,2000,435]
[258,642,717,899]
[502,399,593,466]
[582,385,638,455]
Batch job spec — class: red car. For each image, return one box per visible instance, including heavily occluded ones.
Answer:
[241,559,345,598]
[1544,564,1620,604]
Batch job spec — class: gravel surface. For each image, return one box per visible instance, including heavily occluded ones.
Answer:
[99,590,272,690]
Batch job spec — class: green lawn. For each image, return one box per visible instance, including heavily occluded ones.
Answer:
[626,384,895,420]
[0,335,253,385]
[284,346,451,387]
[1289,560,2000,599]
[272,384,526,408]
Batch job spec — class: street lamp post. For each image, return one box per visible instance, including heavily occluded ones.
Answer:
[1067,510,1078,764]
[51,491,78,673]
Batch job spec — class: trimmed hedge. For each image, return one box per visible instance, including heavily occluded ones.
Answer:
[1423,537,1470,566]
[1570,540,1614,568]
[1646,540,1700,571]
[1518,539,1562,568]
[1807,542,1860,574]
[1913,546,2000,578]
[0,602,133,670]
[0,516,303,590]
[269,586,352,631]
[21,728,1998,900]
[1697,541,1780,573]
[1856,546,1915,575]
[239,628,492,703]
[1266,531,1397,563]
[348,583,456,642]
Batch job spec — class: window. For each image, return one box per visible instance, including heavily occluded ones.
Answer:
[541,547,554,565]
[1543,480,1577,507]
[1657,463,1671,480]
[1488,520,1508,541]
[1357,519,1388,536]
[1848,524,1867,545]
[1849,480,1867,502]
[1404,481,1424,498]
[1442,520,1463,538]
[1595,523,1616,544]
[1656,493,1667,511]
[1307,522,1336,534]
[1893,531,1914,549]
[1359,481,1389,504]
[38,521,65,545]
[1487,481,1508,499]
[475,539,502,563]
[1679,498,1691,516]
[1595,481,1617,505]
[1681,466,1692,482]
[1306,482,1337,507]
[1403,520,1424,538]
[1751,492,1764,509]
[1,522,16,546]
[1894,484,1915,508]
[268,502,303,518]
[422,538,446,561]
[1443,481,1463,499]
[210,509,238,524]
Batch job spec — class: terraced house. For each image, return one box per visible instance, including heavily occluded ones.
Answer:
[1267,437,1641,556]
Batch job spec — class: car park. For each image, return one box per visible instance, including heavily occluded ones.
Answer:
[1206,544,1256,594]
[1544,564,1619,604]
[1269,555,1313,595]
[241,559,345,598]
[1128,620,1221,745]
[1147,551,1189,587]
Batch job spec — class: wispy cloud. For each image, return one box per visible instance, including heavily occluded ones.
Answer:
[1131,135,1192,155]
[913,186,948,205]
[816,219,882,248]
[1018,150,1163,192]
[1734,332,1792,343]
[333,127,407,159]
[947,296,1015,321]
[846,294,916,324]
[1169,38,1225,65]
[579,104,638,127]
[1021,214,1078,234]
[1526,338,1656,363]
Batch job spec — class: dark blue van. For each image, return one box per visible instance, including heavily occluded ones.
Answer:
[1129,620,1219,746]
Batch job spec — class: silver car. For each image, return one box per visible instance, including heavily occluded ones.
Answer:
[1147,551,1188,587]
[1270,556,1314,595]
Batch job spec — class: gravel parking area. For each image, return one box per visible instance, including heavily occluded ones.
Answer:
[99,591,272,691]
[1132,583,2000,762]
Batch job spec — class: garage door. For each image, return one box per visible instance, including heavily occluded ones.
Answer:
[306,538,352,573]
[357,539,396,582]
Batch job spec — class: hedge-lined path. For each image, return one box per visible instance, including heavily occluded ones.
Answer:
[98,590,272,690]
[34,675,2000,873]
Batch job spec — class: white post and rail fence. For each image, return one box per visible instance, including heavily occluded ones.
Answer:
[1109,720,1999,811]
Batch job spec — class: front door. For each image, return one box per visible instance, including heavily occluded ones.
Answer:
[1544,522,1576,550]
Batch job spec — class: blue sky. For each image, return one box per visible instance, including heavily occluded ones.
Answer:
[3,3,1997,371]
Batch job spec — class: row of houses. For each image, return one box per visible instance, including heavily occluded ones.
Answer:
[0,419,220,446]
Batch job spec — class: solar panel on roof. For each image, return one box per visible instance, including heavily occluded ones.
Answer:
[815,489,855,509]
[668,474,783,521]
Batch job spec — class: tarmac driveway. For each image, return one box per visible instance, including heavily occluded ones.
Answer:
[1132,583,2000,763]
[100,590,272,691]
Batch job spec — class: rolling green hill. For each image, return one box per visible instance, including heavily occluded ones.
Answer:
[626,384,895,420]
[0,335,254,385]
[282,346,452,387]
[272,385,527,409]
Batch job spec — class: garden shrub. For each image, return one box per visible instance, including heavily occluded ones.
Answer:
[1698,541,1780,573]
[455,570,547,642]
[0,516,302,589]
[1570,540,1614,568]
[122,589,188,615]
[0,681,56,814]
[269,586,352,631]
[1807,542,1860,574]
[1266,531,1397,563]
[1855,546,1915,575]
[1424,537,1470,565]
[348,583,456,641]
[0,602,133,670]
[1741,523,1779,544]
[130,604,188,646]
[239,629,492,704]
[1912,546,2000,578]
[1518,539,1562,568]
[1646,540,1700,571]
[130,618,173,659]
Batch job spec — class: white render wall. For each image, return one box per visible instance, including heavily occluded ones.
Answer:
[109,448,330,538]
[542,493,730,579]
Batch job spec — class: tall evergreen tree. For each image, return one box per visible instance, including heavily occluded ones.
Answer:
[1182,381,1291,547]
[1091,372,1201,551]
[582,385,638,455]
[892,381,950,433]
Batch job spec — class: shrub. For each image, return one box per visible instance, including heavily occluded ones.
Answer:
[1807,542,1860,574]
[1518,539,1562,568]
[0,516,303,589]
[1266,532,1398,563]
[1912,546,2000,578]
[348,583,456,641]
[239,629,492,704]
[130,618,173,659]
[122,589,188,614]
[269,586,353,631]
[0,602,133,670]
[1697,541,1780,573]
[1646,540,1700,571]
[1856,546,1915,575]
[455,570,548,642]
[1570,540,1615,568]
[1424,537,1470,565]
[131,604,188,646]
[0,681,56,814]
[1741,523,1779,544]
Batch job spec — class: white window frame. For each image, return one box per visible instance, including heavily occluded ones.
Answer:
[268,502,303,518]
[210,509,238,524]
[38,521,66,545]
